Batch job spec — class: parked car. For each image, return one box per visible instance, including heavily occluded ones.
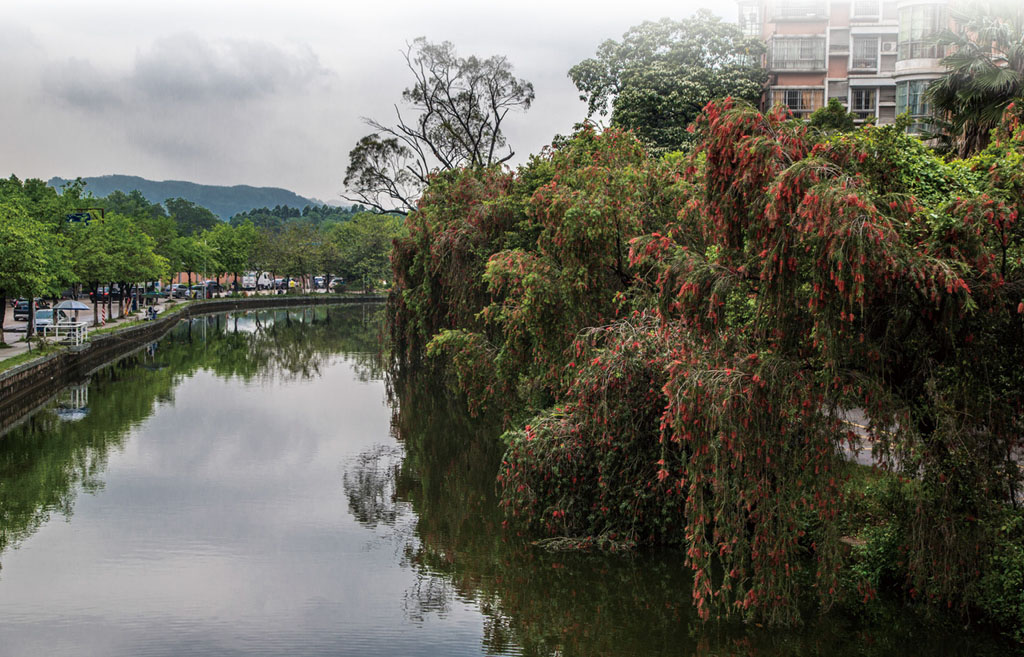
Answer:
[12,300,31,321]
[189,285,208,299]
[171,284,189,298]
[32,309,70,333]
[203,280,222,293]
[314,276,325,289]
[90,286,113,302]
[12,299,48,321]
[329,278,346,290]
[273,278,286,290]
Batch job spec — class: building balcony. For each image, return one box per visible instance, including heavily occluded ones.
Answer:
[770,0,828,21]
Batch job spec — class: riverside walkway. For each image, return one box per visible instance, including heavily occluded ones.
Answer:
[0,299,171,367]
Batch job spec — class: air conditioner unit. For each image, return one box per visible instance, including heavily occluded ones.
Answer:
[881,42,897,53]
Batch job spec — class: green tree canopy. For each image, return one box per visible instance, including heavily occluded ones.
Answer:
[325,212,406,289]
[97,189,168,221]
[69,214,166,290]
[569,11,767,152]
[165,197,219,236]
[172,235,219,282]
[808,97,859,133]
[135,214,179,261]
[208,221,256,283]
[0,199,68,342]
[229,204,364,230]
[0,175,84,229]
[251,222,320,281]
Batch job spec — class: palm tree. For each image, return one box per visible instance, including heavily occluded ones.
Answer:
[926,1,1024,156]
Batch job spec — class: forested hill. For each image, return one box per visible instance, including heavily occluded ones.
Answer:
[47,175,318,220]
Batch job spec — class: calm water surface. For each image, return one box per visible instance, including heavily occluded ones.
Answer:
[0,306,1011,656]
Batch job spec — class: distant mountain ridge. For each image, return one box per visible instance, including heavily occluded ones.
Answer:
[47,175,320,220]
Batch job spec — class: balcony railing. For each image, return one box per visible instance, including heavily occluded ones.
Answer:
[771,37,827,71]
[898,41,946,60]
[771,0,827,20]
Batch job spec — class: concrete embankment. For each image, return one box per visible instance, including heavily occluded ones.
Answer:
[0,295,384,435]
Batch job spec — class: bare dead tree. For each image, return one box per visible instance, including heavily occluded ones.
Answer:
[343,38,535,214]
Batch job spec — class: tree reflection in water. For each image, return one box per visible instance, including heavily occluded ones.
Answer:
[354,370,1015,657]
[342,444,405,528]
[193,305,384,384]
[0,304,383,573]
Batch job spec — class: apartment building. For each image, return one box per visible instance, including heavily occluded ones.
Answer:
[737,0,952,128]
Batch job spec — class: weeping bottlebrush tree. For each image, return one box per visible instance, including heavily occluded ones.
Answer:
[392,97,1024,629]
[500,100,1024,626]
[472,128,680,403]
[388,166,526,369]
[414,126,683,413]
[497,312,682,549]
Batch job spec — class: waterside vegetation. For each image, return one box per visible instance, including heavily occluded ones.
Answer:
[387,98,1024,639]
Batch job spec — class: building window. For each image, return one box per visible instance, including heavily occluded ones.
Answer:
[771,88,825,117]
[772,0,827,20]
[851,88,876,120]
[898,4,946,60]
[770,37,826,70]
[852,0,880,17]
[896,80,933,132]
[739,4,761,38]
[852,37,879,69]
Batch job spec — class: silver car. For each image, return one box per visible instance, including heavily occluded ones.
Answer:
[32,309,70,333]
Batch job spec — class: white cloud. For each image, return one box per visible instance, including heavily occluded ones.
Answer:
[41,33,334,110]
[128,35,333,104]
[1,0,727,201]
[44,57,124,110]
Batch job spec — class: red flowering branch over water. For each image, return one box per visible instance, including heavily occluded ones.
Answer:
[391,100,1024,627]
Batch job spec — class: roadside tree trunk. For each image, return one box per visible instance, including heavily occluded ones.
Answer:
[91,283,99,327]
[27,299,35,351]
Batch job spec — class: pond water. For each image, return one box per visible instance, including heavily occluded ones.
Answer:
[0,306,1012,656]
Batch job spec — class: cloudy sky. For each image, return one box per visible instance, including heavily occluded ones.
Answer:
[2,0,726,203]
